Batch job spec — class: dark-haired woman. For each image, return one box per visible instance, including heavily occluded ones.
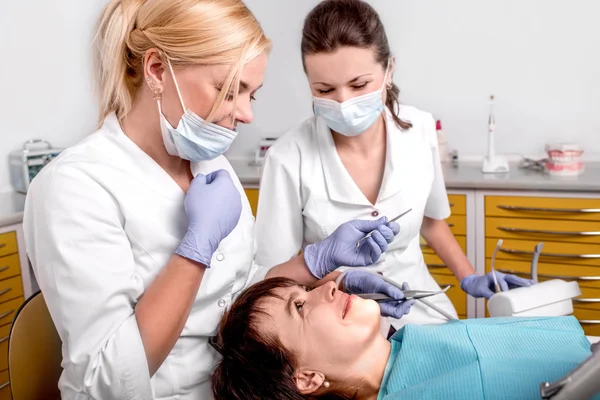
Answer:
[211,277,594,400]
[254,0,532,333]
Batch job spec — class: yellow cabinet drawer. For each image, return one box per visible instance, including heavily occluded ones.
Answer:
[448,195,466,215]
[0,254,21,283]
[486,238,600,268]
[0,232,17,258]
[447,215,466,235]
[0,324,9,372]
[485,196,600,222]
[0,297,23,329]
[0,277,23,305]
[430,273,466,317]
[423,253,451,274]
[486,217,600,245]
[244,189,259,217]
[573,307,600,336]
[0,369,9,400]
[421,235,466,254]
[573,285,600,309]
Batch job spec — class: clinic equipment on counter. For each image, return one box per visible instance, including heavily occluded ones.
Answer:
[9,139,63,193]
[540,341,600,400]
[355,208,412,251]
[335,268,457,321]
[250,137,277,166]
[358,286,451,302]
[488,241,583,318]
[481,94,510,174]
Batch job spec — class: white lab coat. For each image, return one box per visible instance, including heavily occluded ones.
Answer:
[255,106,459,330]
[23,113,258,400]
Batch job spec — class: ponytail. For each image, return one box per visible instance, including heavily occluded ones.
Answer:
[94,0,145,126]
[385,83,412,130]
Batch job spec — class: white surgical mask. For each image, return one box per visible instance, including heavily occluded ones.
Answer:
[313,60,390,137]
[158,59,237,161]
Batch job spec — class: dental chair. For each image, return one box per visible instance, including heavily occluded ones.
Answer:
[540,340,600,399]
[8,291,62,400]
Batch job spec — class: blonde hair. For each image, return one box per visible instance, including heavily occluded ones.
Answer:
[94,0,271,125]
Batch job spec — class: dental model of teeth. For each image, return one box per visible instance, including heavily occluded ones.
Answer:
[545,142,584,176]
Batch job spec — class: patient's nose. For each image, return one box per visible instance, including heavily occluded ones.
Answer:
[318,281,337,302]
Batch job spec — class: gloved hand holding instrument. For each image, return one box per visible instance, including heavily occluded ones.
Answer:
[460,239,535,299]
[303,209,412,280]
[334,269,453,320]
[339,270,415,319]
[303,216,401,279]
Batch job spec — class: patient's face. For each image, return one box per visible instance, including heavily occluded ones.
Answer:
[259,281,382,372]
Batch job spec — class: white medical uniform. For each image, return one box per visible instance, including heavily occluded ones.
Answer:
[23,113,258,400]
[255,106,458,330]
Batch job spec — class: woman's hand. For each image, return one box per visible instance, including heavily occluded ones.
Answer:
[175,169,242,266]
[460,272,535,299]
[303,217,400,279]
[342,270,414,319]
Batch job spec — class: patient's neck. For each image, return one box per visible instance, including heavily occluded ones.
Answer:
[349,336,391,399]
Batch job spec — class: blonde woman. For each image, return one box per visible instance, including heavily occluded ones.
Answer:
[22,1,407,398]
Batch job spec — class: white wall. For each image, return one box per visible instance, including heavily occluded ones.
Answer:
[1,0,598,192]
[236,0,600,161]
[0,0,106,193]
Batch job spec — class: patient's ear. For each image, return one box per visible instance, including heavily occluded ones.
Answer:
[295,370,326,394]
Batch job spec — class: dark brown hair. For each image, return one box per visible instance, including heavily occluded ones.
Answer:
[211,277,357,400]
[301,0,412,130]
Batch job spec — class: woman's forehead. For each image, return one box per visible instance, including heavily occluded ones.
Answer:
[305,46,380,83]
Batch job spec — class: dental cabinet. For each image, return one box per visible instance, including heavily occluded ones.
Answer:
[235,160,600,336]
[0,191,35,400]
[480,193,600,336]
[422,193,471,320]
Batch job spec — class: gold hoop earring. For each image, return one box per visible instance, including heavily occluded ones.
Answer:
[387,83,393,90]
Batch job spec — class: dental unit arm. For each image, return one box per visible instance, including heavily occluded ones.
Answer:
[487,241,582,318]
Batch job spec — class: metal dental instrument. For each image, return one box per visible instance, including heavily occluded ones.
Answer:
[530,242,544,283]
[491,239,503,293]
[357,286,451,303]
[355,208,413,252]
[334,268,458,320]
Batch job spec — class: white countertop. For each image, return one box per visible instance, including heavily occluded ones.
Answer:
[230,158,600,192]
[0,192,26,227]
[2,159,598,226]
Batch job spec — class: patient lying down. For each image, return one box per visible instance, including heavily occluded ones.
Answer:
[211,278,593,400]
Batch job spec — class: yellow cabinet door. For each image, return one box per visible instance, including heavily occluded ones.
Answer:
[244,189,259,217]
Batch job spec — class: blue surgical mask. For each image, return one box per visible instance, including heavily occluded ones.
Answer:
[313,60,390,137]
[158,59,237,161]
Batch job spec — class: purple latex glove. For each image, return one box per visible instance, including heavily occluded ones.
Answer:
[304,217,400,279]
[460,271,535,299]
[175,169,242,266]
[343,270,414,319]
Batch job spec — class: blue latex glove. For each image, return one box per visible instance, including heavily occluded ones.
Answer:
[460,272,535,299]
[342,270,414,319]
[175,169,242,266]
[304,217,400,279]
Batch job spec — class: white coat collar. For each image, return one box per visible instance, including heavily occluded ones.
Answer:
[102,113,202,196]
[315,108,409,206]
